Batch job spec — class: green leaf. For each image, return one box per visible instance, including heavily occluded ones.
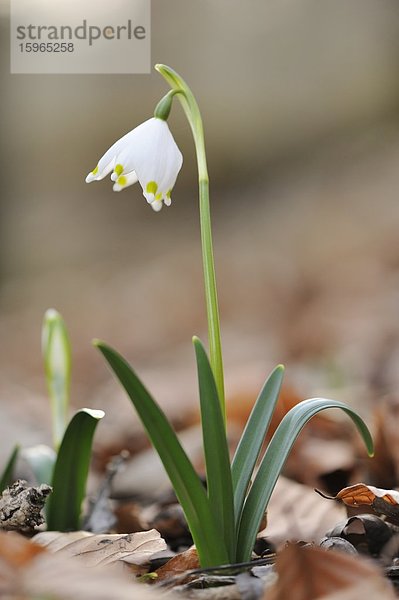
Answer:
[42,309,72,449]
[236,398,374,562]
[231,364,284,526]
[46,408,104,531]
[94,340,230,567]
[21,444,56,485]
[193,337,235,561]
[0,445,19,493]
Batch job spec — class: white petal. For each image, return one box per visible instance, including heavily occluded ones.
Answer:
[85,171,97,183]
[112,171,138,192]
[85,116,183,211]
[150,200,163,212]
[86,124,143,184]
[86,158,116,183]
[133,121,178,182]
[97,127,139,173]
[130,120,183,207]
[157,140,183,199]
[111,118,162,176]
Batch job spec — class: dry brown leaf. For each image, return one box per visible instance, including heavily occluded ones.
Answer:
[0,530,46,568]
[320,576,396,600]
[0,530,175,600]
[261,476,345,546]
[32,528,166,570]
[114,501,148,533]
[155,547,200,581]
[319,483,399,525]
[328,514,392,557]
[335,483,399,507]
[267,542,389,600]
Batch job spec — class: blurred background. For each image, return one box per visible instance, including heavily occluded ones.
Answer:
[1,0,399,461]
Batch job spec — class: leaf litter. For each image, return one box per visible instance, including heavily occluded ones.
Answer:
[32,528,166,569]
[0,530,176,600]
[3,382,399,597]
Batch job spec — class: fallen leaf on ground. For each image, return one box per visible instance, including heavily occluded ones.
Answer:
[267,542,393,600]
[146,502,193,552]
[327,514,392,556]
[33,528,166,571]
[321,576,396,600]
[0,529,46,567]
[335,483,399,506]
[114,501,148,533]
[0,531,175,600]
[155,547,199,581]
[260,476,345,546]
[317,483,399,525]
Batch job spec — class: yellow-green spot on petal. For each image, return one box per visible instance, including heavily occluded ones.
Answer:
[146,181,158,195]
[155,193,162,201]
[114,164,123,176]
[117,175,127,186]
[92,165,99,175]
[166,190,172,199]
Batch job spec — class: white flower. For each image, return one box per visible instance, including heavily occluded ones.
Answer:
[85,117,183,212]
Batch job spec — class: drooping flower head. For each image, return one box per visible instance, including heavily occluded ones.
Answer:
[86,117,182,212]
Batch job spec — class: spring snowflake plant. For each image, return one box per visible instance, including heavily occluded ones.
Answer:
[0,309,104,532]
[87,64,374,568]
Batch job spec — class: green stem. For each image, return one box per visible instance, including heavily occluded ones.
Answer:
[199,179,224,420]
[155,64,225,421]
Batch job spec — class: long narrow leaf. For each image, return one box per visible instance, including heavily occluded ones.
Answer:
[236,398,374,561]
[193,337,235,561]
[46,408,104,531]
[42,309,71,449]
[0,445,19,492]
[231,364,284,526]
[94,340,230,567]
